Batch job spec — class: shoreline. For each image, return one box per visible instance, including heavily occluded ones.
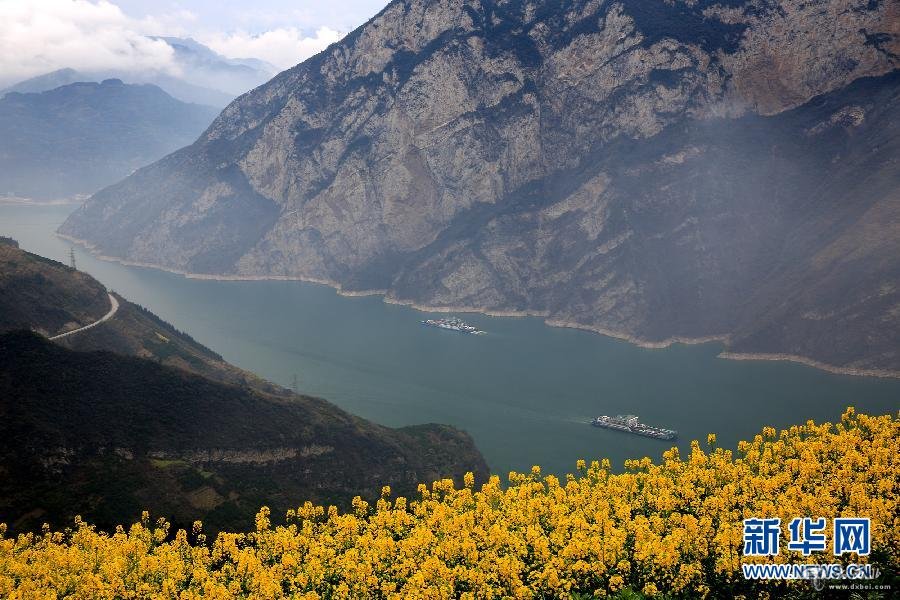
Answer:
[384,295,552,319]
[717,352,900,380]
[57,232,900,380]
[57,233,389,296]
[544,318,729,350]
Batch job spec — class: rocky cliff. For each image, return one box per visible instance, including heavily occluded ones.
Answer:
[60,0,900,373]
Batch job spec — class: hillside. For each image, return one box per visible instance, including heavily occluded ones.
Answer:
[0,239,110,336]
[0,242,316,392]
[0,240,269,386]
[0,79,218,199]
[0,332,486,535]
[58,0,900,374]
[0,244,487,534]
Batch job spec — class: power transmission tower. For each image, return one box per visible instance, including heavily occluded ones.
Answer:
[291,373,299,394]
[68,247,76,270]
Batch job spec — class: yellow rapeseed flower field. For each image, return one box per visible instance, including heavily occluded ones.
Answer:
[0,408,896,598]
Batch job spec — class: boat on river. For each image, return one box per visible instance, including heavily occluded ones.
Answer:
[591,414,677,440]
[421,316,485,335]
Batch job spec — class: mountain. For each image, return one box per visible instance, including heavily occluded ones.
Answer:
[1,68,236,108]
[1,39,275,107]
[0,242,487,534]
[0,68,85,95]
[0,79,218,199]
[59,0,900,374]
[152,36,276,97]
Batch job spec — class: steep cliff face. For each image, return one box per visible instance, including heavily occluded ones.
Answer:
[60,0,900,372]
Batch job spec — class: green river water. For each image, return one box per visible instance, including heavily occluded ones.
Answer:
[3,203,898,476]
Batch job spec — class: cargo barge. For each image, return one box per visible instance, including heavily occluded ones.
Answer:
[421,316,485,335]
[591,414,677,440]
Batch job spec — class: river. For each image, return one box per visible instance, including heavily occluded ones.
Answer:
[3,203,898,476]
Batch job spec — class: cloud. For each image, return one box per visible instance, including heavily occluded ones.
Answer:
[0,0,179,86]
[199,26,344,71]
[0,1,348,88]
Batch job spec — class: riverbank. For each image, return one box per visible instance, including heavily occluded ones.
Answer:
[57,232,900,380]
[717,352,900,380]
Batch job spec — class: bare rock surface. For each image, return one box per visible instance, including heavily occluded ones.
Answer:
[61,0,900,372]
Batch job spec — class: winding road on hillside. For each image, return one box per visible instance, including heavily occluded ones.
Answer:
[49,293,119,340]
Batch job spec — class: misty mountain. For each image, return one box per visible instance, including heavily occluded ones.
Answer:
[1,37,276,107]
[0,79,218,199]
[1,68,86,95]
[59,0,900,374]
[153,36,277,97]
[2,68,235,108]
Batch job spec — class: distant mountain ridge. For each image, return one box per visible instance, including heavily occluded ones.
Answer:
[0,79,218,199]
[59,0,900,374]
[1,68,83,95]
[0,242,488,534]
[151,36,276,97]
[1,37,275,107]
[1,67,234,108]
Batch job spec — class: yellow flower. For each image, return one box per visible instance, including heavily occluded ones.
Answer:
[0,409,895,599]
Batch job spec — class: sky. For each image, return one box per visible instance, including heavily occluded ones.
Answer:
[0,0,388,86]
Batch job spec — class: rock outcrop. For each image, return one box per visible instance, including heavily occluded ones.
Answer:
[61,0,900,372]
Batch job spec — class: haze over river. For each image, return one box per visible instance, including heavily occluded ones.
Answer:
[3,204,898,476]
